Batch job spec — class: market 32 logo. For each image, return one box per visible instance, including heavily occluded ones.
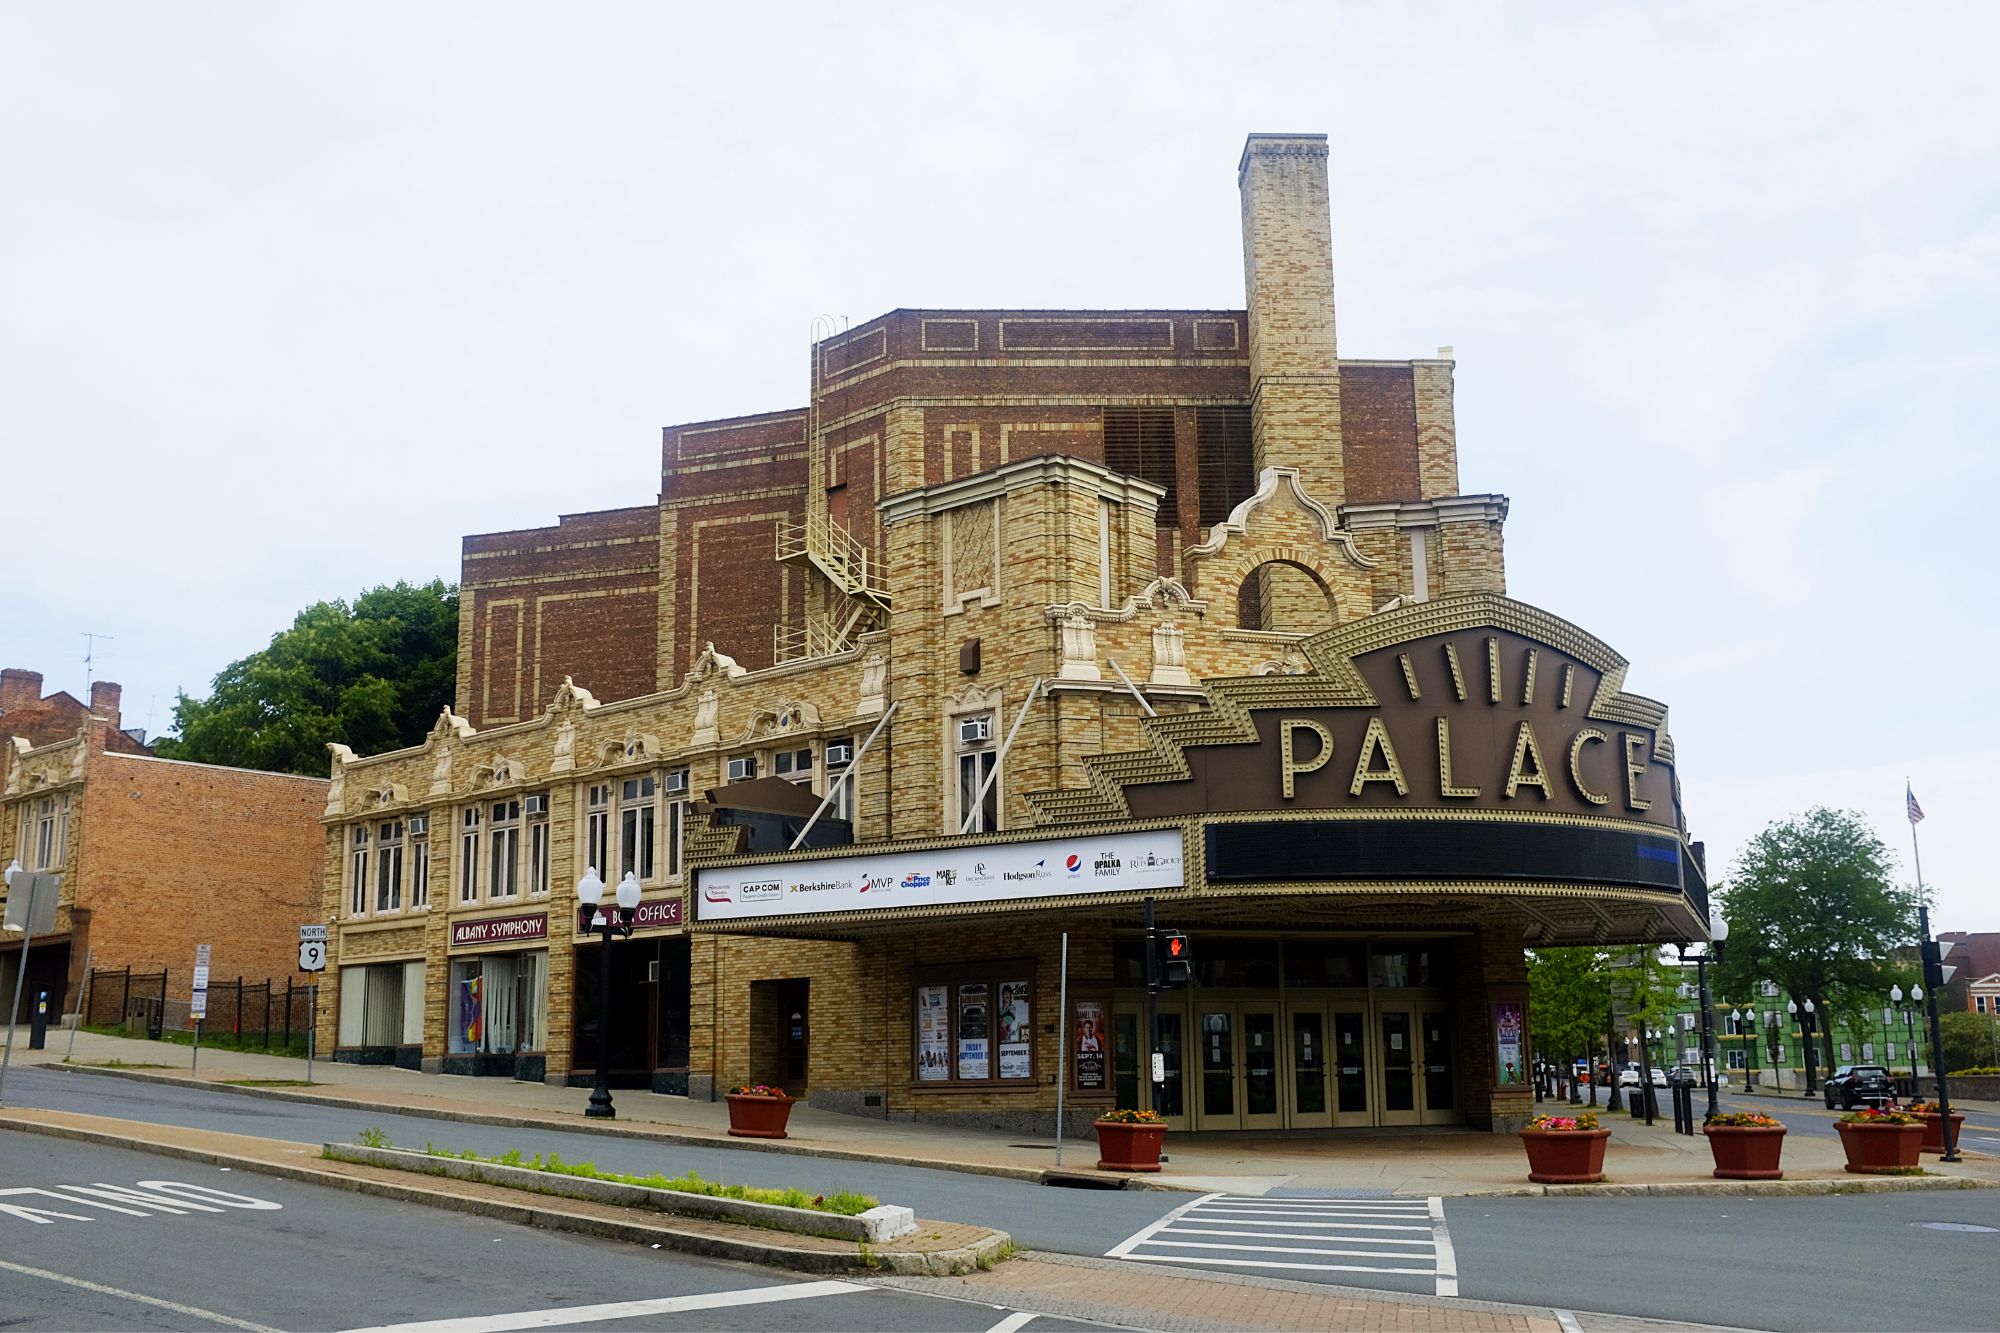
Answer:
[1064,853,1082,875]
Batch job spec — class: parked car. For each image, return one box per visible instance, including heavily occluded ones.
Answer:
[1823,1063,1894,1110]
[1618,1066,1669,1088]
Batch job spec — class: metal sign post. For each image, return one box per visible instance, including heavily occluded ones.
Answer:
[298,925,326,1084]
[0,870,61,1107]
[63,948,93,1062]
[1055,932,1069,1166]
[190,943,212,1074]
[306,983,317,1085]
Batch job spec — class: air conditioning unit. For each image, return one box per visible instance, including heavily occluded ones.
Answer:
[523,795,548,817]
[824,742,853,767]
[407,815,428,836]
[958,716,992,744]
[664,770,688,795]
[726,757,757,781]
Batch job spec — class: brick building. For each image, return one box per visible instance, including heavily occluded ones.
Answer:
[0,670,328,1023]
[316,134,1705,1135]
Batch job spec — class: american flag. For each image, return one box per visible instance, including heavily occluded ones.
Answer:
[1907,782,1925,825]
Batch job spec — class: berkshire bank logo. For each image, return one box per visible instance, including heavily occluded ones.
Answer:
[785,878,843,897]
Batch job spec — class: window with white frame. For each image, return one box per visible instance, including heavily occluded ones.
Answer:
[772,747,812,784]
[1773,1042,1786,1062]
[956,713,998,833]
[664,768,688,878]
[825,738,855,823]
[375,820,403,913]
[458,808,480,903]
[410,818,431,909]
[349,826,370,917]
[619,776,656,881]
[31,794,68,871]
[585,785,611,876]
[1840,1042,1853,1062]
[1761,980,1779,997]
[527,793,549,896]
[1728,1050,1746,1070]
[1887,1041,1897,1061]
[489,799,521,899]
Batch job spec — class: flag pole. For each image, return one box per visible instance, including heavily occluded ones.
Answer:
[1908,777,1925,892]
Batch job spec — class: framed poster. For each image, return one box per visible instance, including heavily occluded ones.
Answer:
[1494,999,1525,1087]
[956,982,990,1080]
[916,984,950,1081]
[996,979,1030,1080]
[1073,999,1106,1091]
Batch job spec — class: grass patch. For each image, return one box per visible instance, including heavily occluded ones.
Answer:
[354,1127,392,1149]
[221,1078,317,1088]
[67,1059,173,1069]
[413,1145,880,1216]
[79,1023,309,1059]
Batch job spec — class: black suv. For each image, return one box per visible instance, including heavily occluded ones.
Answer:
[1823,1063,1893,1110]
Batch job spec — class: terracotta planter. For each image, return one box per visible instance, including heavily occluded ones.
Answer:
[1917,1112,1965,1155]
[1095,1120,1167,1172]
[725,1093,794,1139]
[1836,1120,1923,1173]
[1705,1124,1786,1180]
[1519,1127,1611,1183]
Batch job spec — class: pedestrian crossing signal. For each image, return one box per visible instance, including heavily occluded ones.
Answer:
[1160,932,1193,988]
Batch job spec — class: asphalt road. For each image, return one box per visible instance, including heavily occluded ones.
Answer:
[0,1133,1104,1333]
[1707,1088,2000,1149]
[2,1066,1186,1257]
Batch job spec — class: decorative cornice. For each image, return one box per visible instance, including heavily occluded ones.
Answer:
[1184,466,1375,570]
[879,453,1165,524]
[1341,495,1510,530]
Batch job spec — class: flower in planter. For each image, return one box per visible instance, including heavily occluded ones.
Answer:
[1098,1108,1165,1124]
[1838,1107,1920,1125]
[1707,1112,1784,1128]
[728,1083,789,1099]
[1526,1112,1600,1131]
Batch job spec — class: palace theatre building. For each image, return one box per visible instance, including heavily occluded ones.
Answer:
[317,134,1705,1135]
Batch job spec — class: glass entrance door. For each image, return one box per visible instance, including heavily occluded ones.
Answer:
[1198,1007,1239,1129]
[1288,1005,1332,1129]
[1379,1008,1420,1126]
[1116,1004,1188,1130]
[1332,1006,1374,1126]
[1241,1008,1282,1129]
[1420,1007,1458,1125]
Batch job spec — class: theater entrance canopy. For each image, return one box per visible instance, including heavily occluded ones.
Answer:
[691,594,1705,948]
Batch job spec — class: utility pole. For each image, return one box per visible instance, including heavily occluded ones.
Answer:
[1144,896,1161,1110]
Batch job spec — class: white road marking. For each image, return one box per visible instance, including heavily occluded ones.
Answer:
[1429,1196,1459,1298]
[1167,1226,1433,1245]
[1104,1190,1228,1258]
[0,1179,280,1225]
[1175,1217,1432,1231]
[1124,1253,1434,1275]
[1144,1238,1436,1261]
[1554,1310,1586,1333]
[336,1280,873,1333]
[0,1254,278,1332]
[984,1313,1039,1333]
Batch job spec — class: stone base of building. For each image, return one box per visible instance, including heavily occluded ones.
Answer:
[335,1045,422,1070]
[437,1052,545,1079]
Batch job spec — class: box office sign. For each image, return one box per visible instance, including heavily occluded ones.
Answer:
[695,828,1183,921]
[576,899,683,935]
[451,912,548,950]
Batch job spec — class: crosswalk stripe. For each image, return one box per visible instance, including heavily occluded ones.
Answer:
[1110,1193,1454,1290]
[1172,1218,1432,1231]
[1147,1238,1437,1261]
[1124,1254,1433,1276]
[1163,1226,1433,1246]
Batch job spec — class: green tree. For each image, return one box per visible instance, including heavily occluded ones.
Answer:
[1529,947,1610,1090]
[157,580,458,775]
[1714,807,1919,1071]
[1938,1010,2000,1074]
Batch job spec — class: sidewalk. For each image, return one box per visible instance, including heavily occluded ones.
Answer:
[8,1028,1999,1197]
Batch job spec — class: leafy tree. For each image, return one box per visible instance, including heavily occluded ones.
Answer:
[1529,947,1610,1092]
[1714,807,1919,1072]
[1610,946,1682,1069]
[156,581,458,776]
[1938,1010,2000,1074]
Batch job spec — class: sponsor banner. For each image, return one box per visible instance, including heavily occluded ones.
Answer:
[695,828,1183,921]
[450,912,549,950]
[1074,1000,1106,1091]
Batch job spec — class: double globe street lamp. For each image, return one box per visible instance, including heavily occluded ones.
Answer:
[1788,998,1818,1096]
[1891,983,1925,1091]
[576,867,642,1119]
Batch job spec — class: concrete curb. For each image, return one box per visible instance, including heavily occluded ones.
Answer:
[1456,1174,2000,1199]
[326,1142,917,1242]
[0,1116,1010,1278]
[45,1061,1066,1187]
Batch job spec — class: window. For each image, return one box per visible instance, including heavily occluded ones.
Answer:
[914,965,1035,1084]
[825,739,855,824]
[527,795,549,897]
[1103,406,1177,523]
[620,776,656,881]
[585,785,611,877]
[1887,1041,1897,1061]
[1195,405,1255,528]
[1979,996,1989,1015]
[30,794,68,870]
[665,769,688,878]
[1862,1042,1874,1062]
[410,821,431,910]
[1840,1043,1853,1062]
[375,821,403,913]
[459,808,480,904]
[1728,1050,1746,1070]
[1761,980,1779,997]
[489,800,521,899]
[1773,1043,1786,1063]
[349,826,370,917]
[772,748,812,782]
[956,714,998,833]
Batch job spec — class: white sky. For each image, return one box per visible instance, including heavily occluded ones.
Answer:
[3,4,1994,929]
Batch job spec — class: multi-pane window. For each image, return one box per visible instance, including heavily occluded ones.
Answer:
[956,715,998,833]
[375,820,404,913]
[585,785,611,877]
[410,820,431,909]
[31,795,67,870]
[527,795,549,896]
[489,799,521,899]
[664,769,688,879]
[825,739,855,823]
[772,748,812,783]
[458,808,480,904]
[349,826,370,917]
[620,776,656,881]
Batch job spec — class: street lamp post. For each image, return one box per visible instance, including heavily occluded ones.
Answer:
[575,867,640,1120]
[1892,984,1924,1093]
[1739,1005,1758,1090]
[1788,998,1819,1097]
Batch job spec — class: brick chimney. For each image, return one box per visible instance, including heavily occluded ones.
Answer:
[90,680,122,728]
[1,669,44,714]
[1238,132,1344,505]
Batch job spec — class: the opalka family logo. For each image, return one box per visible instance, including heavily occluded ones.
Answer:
[1093,851,1122,876]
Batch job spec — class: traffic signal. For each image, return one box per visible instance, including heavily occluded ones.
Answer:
[1160,931,1193,988]
[1923,938,1959,993]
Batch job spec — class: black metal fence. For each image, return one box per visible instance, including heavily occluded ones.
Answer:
[84,968,316,1053]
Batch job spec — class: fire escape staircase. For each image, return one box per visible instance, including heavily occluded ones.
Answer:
[774,514,891,663]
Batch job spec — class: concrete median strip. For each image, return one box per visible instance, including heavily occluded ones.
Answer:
[0,1111,1007,1277]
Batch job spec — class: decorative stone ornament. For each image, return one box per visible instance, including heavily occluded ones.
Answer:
[429,745,452,796]
[1057,613,1101,682]
[325,742,356,816]
[858,653,887,716]
[690,691,720,747]
[1149,623,1192,687]
[551,719,577,773]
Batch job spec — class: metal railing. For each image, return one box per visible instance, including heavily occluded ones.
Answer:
[87,968,313,1053]
[775,514,889,604]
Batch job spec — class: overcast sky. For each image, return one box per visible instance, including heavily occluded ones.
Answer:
[3,4,1994,931]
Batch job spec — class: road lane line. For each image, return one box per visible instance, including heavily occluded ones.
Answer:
[0,1255,278,1332]
[336,1280,873,1333]
[1104,1190,1227,1258]
[984,1313,1038,1333]
[1429,1196,1459,1298]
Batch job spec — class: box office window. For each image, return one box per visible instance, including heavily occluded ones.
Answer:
[914,968,1034,1084]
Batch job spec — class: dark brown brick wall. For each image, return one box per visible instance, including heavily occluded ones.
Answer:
[1339,364,1422,503]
